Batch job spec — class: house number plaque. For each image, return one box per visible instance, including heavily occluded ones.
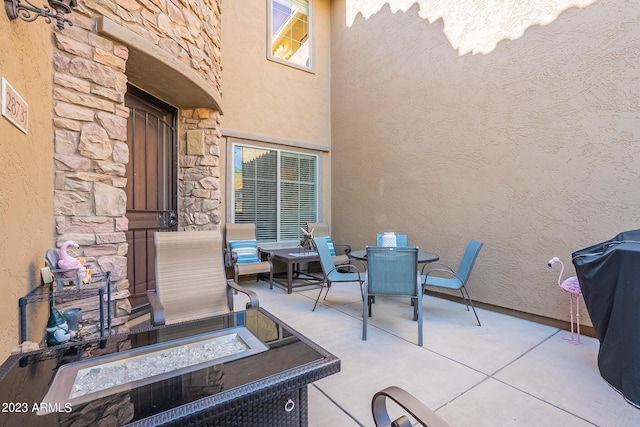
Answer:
[2,78,28,134]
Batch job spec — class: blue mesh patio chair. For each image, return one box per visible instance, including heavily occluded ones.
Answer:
[364,246,422,346]
[312,236,364,311]
[307,222,351,267]
[421,239,483,326]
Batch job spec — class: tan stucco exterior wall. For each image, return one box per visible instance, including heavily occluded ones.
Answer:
[220,0,333,225]
[0,17,54,358]
[330,0,640,325]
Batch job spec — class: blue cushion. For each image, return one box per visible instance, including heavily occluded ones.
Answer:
[229,239,260,264]
[324,236,336,256]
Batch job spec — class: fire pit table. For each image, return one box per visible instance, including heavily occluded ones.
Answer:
[0,308,340,426]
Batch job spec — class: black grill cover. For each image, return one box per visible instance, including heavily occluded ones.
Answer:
[572,229,640,408]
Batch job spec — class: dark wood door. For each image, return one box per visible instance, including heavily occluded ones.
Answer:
[125,87,177,310]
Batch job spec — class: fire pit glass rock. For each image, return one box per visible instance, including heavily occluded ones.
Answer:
[40,326,268,414]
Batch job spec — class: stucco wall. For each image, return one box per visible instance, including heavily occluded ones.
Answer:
[0,16,54,358]
[220,0,333,224]
[330,0,640,325]
[220,0,331,143]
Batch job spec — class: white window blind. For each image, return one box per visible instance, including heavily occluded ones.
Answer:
[233,144,317,242]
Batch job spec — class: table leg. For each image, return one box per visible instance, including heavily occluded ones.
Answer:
[287,261,294,294]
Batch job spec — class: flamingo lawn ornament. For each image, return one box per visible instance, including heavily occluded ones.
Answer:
[58,240,90,284]
[548,257,582,344]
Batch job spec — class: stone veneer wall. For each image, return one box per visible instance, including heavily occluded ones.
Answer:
[179,108,223,230]
[51,1,223,339]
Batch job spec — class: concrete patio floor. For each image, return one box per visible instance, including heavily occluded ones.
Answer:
[234,279,640,427]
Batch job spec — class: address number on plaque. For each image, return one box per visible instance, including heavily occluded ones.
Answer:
[2,78,28,134]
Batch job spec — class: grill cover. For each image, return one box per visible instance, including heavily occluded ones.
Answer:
[572,229,640,408]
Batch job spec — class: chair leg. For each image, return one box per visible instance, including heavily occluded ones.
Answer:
[368,295,373,317]
[363,293,369,340]
[312,283,325,311]
[462,286,481,326]
[459,289,470,310]
[323,282,332,300]
[417,295,423,346]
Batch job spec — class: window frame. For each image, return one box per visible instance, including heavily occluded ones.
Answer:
[230,141,320,244]
[267,0,315,73]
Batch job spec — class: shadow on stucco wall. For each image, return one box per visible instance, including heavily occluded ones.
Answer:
[331,0,639,325]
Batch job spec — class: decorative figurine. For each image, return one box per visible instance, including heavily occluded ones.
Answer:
[548,256,583,344]
[46,306,76,346]
[300,227,314,250]
[58,240,91,284]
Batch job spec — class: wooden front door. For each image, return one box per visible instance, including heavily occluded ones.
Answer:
[125,87,177,310]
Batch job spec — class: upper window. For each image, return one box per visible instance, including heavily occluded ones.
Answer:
[232,143,318,243]
[268,0,313,71]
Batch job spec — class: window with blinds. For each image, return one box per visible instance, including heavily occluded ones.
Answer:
[232,144,317,242]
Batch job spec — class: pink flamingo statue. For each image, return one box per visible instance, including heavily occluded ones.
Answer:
[548,257,582,344]
[58,240,88,283]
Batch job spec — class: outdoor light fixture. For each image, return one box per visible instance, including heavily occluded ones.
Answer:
[4,0,77,31]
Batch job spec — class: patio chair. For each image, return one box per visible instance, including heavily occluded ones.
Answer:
[372,386,451,427]
[364,246,423,346]
[148,230,259,326]
[421,239,483,326]
[376,233,409,247]
[307,222,351,267]
[312,236,364,311]
[225,223,273,287]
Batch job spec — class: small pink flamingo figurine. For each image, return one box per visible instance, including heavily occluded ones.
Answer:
[58,241,89,283]
[548,257,582,344]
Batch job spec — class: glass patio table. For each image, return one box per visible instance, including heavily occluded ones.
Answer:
[0,307,339,427]
[349,249,439,264]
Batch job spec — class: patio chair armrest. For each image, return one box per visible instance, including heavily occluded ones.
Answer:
[372,386,451,427]
[347,259,366,272]
[223,248,234,267]
[329,262,363,275]
[147,290,166,326]
[421,261,455,276]
[227,279,260,309]
[334,244,352,255]
[258,248,272,261]
[422,268,458,283]
[228,250,240,266]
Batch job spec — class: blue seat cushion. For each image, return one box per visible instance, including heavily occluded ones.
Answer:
[324,236,336,256]
[229,239,260,264]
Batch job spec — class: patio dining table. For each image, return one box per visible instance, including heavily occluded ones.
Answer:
[349,249,439,264]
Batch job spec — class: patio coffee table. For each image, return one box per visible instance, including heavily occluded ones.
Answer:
[267,248,323,294]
